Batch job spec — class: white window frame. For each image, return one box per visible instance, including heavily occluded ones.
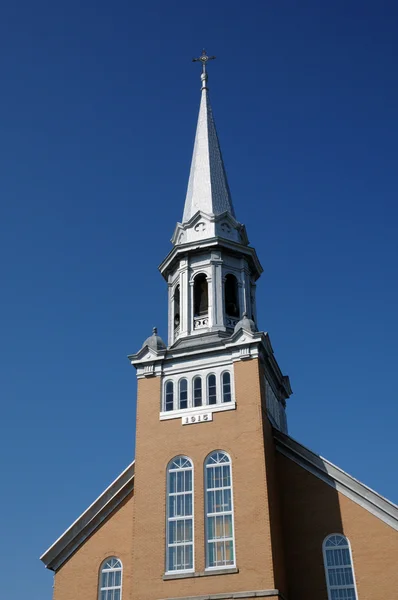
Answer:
[207,373,218,405]
[99,557,123,600]
[160,367,236,421]
[221,371,232,403]
[205,450,236,571]
[166,456,195,574]
[164,380,174,412]
[193,376,203,407]
[323,534,358,600]
[179,378,188,410]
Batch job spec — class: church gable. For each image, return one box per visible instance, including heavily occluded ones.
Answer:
[275,434,398,599]
[52,492,134,600]
[41,462,134,572]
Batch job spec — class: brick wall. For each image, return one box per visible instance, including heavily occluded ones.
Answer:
[130,359,280,599]
[53,493,134,600]
[277,452,398,600]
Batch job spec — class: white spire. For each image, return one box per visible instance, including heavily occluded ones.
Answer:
[182,51,235,223]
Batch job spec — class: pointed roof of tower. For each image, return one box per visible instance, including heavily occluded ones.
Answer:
[182,51,236,223]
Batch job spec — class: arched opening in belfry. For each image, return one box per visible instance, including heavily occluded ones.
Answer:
[224,274,239,318]
[174,285,180,329]
[194,274,208,316]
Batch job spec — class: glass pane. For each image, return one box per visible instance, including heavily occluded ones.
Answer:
[185,544,193,569]
[168,521,174,544]
[114,570,121,586]
[207,490,214,514]
[225,540,234,564]
[214,466,222,488]
[194,378,202,406]
[114,590,121,600]
[224,514,233,537]
[101,572,107,588]
[168,546,176,571]
[207,467,213,490]
[185,519,193,542]
[179,379,188,409]
[108,571,115,587]
[176,520,185,542]
[169,471,176,494]
[176,545,184,569]
[208,542,216,567]
[176,495,184,516]
[169,495,175,518]
[223,488,232,511]
[208,375,217,404]
[215,515,224,538]
[207,516,215,540]
[222,465,231,486]
[177,471,184,492]
[214,489,223,512]
[185,469,192,491]
[184,493,192,516]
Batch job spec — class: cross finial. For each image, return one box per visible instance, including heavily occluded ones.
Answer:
[192,49,216,89]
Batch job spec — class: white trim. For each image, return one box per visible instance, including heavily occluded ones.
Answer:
[322,534,358,600]
[160,401,236,421]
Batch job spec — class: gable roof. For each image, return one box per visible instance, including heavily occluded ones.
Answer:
[40,461,135,571]
[274,430,398,531]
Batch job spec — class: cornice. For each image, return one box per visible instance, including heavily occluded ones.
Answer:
[130,329,292,401]
[159,236,263,281]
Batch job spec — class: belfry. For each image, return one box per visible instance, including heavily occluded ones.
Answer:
[41,53,398,600]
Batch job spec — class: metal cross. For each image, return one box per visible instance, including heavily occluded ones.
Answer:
[192,49,216,74]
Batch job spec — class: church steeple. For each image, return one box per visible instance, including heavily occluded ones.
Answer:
[161,52,263,347]
[182,51,236,224]
[171,51,245,247]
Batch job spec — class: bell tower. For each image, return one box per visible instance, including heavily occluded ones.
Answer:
[129,52,292,600]
[160,51,261,347]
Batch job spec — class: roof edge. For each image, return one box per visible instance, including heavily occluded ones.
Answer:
[274,430,398,531]
[40,461,135,571]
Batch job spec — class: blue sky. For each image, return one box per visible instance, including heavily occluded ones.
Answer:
[1,1,397,597]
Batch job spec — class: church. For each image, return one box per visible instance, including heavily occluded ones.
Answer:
[41,52,398,600]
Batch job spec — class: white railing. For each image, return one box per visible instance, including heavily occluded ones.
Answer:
[226,316,239,328]
[194,316,209,329]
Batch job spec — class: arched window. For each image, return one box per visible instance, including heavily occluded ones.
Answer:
[323,534,358,600]
[222,372,232,402]
[166,456,194,573]
[193,376,202,407]
[224,274,239,318]
[99,557,122,600]
[179,378,188,410]
[205,451,235,569]
[165,381,174,412]
[208,374,217,405]
[194,274,208,316]
[174,285,180,330]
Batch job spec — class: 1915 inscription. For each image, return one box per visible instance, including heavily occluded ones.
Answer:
[182,412,213,425]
